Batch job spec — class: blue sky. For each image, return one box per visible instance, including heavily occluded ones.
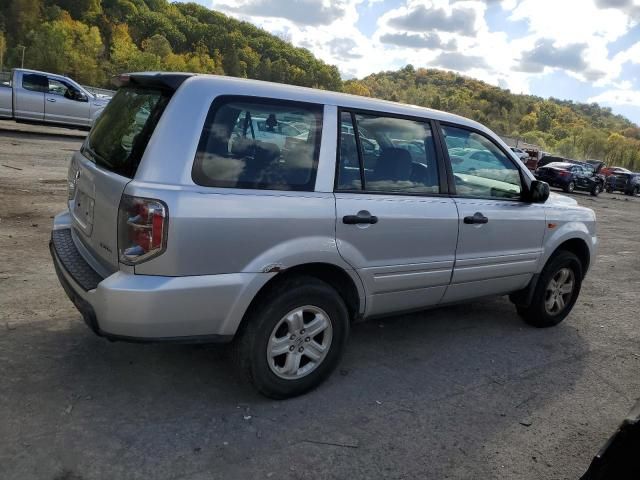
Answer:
[182,0,640,125]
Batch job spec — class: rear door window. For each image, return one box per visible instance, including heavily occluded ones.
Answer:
[193,97,322,191]
[337,110,440,194]
[82,87,171,178]
[22,74,48,92]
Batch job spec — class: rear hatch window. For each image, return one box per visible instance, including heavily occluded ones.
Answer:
[82,87,171,178]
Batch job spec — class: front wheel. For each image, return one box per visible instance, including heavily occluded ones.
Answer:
[590,183,601,196]
[516,251,583,328]
[564,181,575,193]
[234,276,349,399]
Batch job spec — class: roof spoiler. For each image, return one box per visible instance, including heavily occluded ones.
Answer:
[111,72,194,91]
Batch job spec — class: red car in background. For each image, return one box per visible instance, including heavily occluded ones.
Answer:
[600,166,632,177]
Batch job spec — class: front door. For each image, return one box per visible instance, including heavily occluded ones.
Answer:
[334,110,458,317]
[44,78,91,127]
[438,123,546,303]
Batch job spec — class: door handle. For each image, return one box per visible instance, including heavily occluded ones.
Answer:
[47,98,56,103]
[343,211,378,225]
[463,212,488,224]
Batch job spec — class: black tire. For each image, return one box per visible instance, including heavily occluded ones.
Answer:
[563,181,575,193]
[634,186,640,196]
[516,251,583,328]
[590,183,601,196]
[606,187,613,193]
[234,276,349,399]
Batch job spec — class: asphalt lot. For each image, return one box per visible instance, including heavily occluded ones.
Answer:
[1,123,639,480]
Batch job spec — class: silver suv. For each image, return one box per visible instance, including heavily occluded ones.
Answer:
[51,73,597,398]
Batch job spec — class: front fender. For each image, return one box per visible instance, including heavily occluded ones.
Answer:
[539,220,597,273]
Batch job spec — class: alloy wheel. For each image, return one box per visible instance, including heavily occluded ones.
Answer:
[544,268,575,315]
[266,305,333,380]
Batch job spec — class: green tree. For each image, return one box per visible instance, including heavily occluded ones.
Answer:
[7,0,41,42]
[26,12,104,84]
[142,34,172,59]
[0,32,6,72]
[343,80,371,97]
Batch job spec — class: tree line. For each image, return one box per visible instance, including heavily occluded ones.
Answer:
[345,66,640,170]
[1,1,639,169]
[0,0,342,90]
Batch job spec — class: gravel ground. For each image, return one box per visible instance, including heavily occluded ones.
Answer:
[0,125,639,480]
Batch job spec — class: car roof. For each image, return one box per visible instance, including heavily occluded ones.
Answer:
[126,72,490,134]
[546,162,573,168]
[14,68,70,79]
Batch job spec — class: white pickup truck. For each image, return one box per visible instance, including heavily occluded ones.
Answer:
[0,68,111,129]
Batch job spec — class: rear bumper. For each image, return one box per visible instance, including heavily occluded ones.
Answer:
[50,221,271,342]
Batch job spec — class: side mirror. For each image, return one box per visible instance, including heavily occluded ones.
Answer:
[528,180,550,203]
[75,92,88,102]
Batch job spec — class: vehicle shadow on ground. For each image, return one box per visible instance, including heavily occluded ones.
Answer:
[2,297,590,479]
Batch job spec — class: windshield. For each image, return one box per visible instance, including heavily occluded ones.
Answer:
[83,87,170,178]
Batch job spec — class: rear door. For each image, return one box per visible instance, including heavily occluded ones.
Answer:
[438,123,546,303]
[14,73,46,121]
[70,86,172,273]
[44,77,91,127]
[334,110,458,317]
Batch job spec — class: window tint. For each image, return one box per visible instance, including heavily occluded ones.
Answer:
[83,87,170,178]
[193,98,322,191]
[442,125,522,199]
[22,74,48,93]
[337,111,440,194]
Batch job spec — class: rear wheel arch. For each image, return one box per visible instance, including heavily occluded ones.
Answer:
[237,263,363,336]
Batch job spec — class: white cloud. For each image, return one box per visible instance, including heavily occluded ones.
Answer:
[214,0,348,26]
[210,0,639,115]
[589,89,640,105]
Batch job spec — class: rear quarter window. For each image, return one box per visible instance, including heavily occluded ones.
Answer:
[82,87,171,178]
[192,96,323,191]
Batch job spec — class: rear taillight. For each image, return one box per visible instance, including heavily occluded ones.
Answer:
[558,170,570,177]
[118,195,167,265]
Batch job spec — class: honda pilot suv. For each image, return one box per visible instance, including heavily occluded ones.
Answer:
[51,73,597,398]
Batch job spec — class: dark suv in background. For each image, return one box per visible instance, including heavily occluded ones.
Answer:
[606,171,640,195]
[535,161,605,195]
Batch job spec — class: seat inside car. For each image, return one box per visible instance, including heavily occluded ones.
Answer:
[371,147,413,182]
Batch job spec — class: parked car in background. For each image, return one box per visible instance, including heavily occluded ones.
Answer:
[0,68,111,128]
[535,161,605,195]
[511,147,529,160]
[606,171,640,195]
[536,155,567,169]
[600,166,632,177]
[50,73,597,398]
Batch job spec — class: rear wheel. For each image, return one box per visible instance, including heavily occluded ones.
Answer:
[234,276,349,399]
[564,181,575,193]
[634,186,640,196]
[516,251,583,328]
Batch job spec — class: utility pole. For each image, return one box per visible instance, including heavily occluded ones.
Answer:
[20,45,25,69]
